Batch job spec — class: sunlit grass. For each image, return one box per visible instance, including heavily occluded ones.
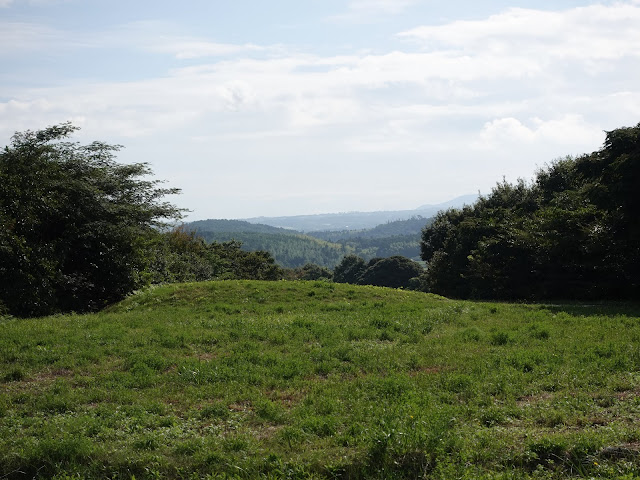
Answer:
[1,280,639,479]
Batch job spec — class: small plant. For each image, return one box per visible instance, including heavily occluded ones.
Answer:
[490,331,510,346]
[199,402,230,420]
[2,367,25,383]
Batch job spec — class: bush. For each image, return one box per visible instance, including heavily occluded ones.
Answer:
[0,123,182,316]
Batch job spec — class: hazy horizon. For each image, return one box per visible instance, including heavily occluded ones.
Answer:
[183,193,476,222]
[2,1,638,220]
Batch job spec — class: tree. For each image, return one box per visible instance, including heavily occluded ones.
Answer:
[333,254,367,284]
[208,240,283,280]
[358,256,424,289]
[146,228,225,284]
[420,123,640,300]
[288,263,333,281]
[0,123,183,316]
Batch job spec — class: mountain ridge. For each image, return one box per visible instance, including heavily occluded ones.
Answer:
[242,194,478,232]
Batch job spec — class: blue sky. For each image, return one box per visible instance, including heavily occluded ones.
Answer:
[2,0,639,220]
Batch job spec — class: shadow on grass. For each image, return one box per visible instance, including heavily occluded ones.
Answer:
[533,301,640,318]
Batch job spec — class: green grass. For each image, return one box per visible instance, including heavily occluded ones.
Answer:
[1,280,639,479]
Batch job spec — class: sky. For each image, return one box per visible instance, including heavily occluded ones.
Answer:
[1,0,639,220]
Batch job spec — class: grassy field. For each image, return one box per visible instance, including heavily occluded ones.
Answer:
[1,280,639,479]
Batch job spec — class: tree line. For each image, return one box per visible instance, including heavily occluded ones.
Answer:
[189,218,425,268]
[2,121,637,316]
[419,123,639,300]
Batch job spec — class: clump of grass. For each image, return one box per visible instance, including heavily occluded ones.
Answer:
[2,367,25,383]
[490,331,511,346]
[199,402,230,420]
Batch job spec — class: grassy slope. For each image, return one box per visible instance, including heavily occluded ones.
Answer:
[1,281,639,479]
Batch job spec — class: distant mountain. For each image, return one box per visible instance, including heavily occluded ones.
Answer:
[244,194,478,232]
[186,219,296,235]
[183,196,477,268]
[183,217,429,268]
[415,194,479,213]
[305,216,433,262]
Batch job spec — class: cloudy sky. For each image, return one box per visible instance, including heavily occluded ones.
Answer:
[1,0,639,220]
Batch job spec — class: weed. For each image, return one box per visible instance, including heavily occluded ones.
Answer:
[2,367,25,382]
[490,331,511,346]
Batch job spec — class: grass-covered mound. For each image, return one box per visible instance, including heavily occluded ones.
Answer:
[1,281,639,479]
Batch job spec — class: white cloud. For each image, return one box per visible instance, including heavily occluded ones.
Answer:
[475,115,603,148]
[399,4,640,62]
[2,3,639,217]
[0,19,275,59]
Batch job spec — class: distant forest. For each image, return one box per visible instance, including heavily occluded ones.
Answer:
[187,217,429,268]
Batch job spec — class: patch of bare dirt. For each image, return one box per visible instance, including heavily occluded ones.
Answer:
[516,392,553,407]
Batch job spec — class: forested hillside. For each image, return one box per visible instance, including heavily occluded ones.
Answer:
[188,219,295,235]
[194,231,348,269]
[306,216,432,262]
[188,217,430,267]
[421,123,640,300]
[308,216,431,241]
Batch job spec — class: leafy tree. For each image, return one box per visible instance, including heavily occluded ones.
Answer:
[146,231,284,284]
[420,123,640,300]
[333,254,367,284]
[298,263,333,281]
[208,241,283,280]
[147,228,224,284]
[0,123,182,316]
[358,256,424,289]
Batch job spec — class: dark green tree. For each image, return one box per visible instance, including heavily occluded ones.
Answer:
[147,228,225,284]
[0,123,183,316]
[333,254,367,284]
[420,123,640,300]
[297,263,333,281]
[208,240,283,280]
[358,256,424,289]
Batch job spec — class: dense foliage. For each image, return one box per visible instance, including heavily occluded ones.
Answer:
[310,216,430,241]
[0,125,285,317]
[0,123,183,316]
[421,123,640,300]
[333,254,367,284]
[285,263,333,281]
[358,256,425,289]
[141,230,285,284]
[333,254,424,289]
[195,231,347,268]
[192,219,424,269]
